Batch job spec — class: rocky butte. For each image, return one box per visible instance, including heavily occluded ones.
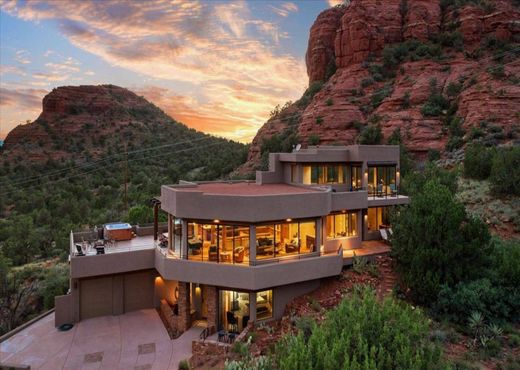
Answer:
[239,0,520,173]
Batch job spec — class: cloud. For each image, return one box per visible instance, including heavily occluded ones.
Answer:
[0,65,27,77]
[14,50,31,64]
[0,87,46,138]
[328,0,346,6]
[1,0,307,142]
[269,2,299,17]
[84,70,95,76]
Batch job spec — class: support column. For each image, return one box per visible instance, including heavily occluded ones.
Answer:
[153,202,159,241]
[362,162,368,191]
[167,214,173,251]
[181,220,188,259]
[203,286,218,334]
[177,282,191,332]
[249,292,257,323]
[315,218,322,253]
[249,225,256,264]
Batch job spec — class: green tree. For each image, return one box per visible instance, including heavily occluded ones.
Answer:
[392,180,492,306]
[275,288,445,370]
[357,124,382,144]
[490,146,520,195]
[464,143,494,180]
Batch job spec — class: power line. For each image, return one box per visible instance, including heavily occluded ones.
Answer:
[0,140,227,198]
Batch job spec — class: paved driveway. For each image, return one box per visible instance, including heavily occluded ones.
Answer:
[0,309,202,370]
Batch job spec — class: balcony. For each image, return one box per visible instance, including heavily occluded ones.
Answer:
[155,247,343,291]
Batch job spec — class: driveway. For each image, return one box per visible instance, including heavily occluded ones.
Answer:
[0,309,202,370]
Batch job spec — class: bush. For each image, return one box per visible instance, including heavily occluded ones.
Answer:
[308,134,320,146]
[178,359,190,370]
[446,81,463,97]
[275,288,445,369]
[297,81,324,108]
[392,180,492,306]
[325,98,333,106]
[435,279,519,324]
[428,149,441,162]
[357,124,382,145]
[488,64,506,79]
[490,146,520,196]
[463,144,494,180]
[421,79,450,117]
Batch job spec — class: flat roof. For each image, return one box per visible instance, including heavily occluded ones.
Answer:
[171,182,324,196]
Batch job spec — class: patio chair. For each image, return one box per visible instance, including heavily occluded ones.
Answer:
[226,311,238,332]
[75,244,85,256]
[188,241,202,255]
[389,183,397,196]
[209,245,218,261]
[95,246,105,255]
[234,247,244,263]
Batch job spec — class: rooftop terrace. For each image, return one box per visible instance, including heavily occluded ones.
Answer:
[168,181,324,195]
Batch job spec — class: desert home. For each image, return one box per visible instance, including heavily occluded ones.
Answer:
[54,145,409,340]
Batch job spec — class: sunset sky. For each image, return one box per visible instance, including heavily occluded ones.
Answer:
[0,0,342,142]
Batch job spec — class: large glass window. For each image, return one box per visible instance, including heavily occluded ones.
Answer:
[368,166,397,196]
[219,290,250,332]
[302,164,346,185]
[351,165,362,191]
[167,216,182,253]
[256,290,273,320]
[290,164,297,182]
[187,222,249,264]
[367,207,391,231]
[326,212,358,239]
[256,219,316,260]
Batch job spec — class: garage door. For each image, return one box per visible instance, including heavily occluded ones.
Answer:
[124,271,154,312]
[80,276,113,320]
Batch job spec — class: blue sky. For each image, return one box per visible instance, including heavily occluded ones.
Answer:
[0,0,340,141]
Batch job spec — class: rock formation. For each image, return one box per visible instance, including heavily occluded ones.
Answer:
[240,0,520,173]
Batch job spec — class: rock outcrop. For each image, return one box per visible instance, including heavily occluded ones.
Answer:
[3,85,181,161]
[239,0,520,173]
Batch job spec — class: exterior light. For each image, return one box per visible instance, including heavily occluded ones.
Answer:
[341,210,346,213]
[286,218,292,222]
[214,219,220,223]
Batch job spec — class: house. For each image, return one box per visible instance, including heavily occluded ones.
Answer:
[55,145,409,337]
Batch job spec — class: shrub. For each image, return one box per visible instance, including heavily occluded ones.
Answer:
[370,84,393,109]
[297,81,324,108]
[490,146,520,195]
[315,116,323,125]
[428,149,441,162]
[295,316,315,341]
[178,359,190,370]
[421,79,449,117]
[308,134,320,146]
[401,91,411,108]
[275,288,445,370]
[325,98,333,106]
[357,124,382,145]
[463,144,494,180]
[361,77,374,88]
[488,64,506,79]
[392,180,492,306]
[446,81,463,97]
[435,279,519,324]
[400,162,458,196]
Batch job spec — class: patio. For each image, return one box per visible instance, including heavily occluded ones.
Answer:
[343,240,390,265]
[0,309,202,370]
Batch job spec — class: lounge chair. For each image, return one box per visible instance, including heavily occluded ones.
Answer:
[380,228,389,243]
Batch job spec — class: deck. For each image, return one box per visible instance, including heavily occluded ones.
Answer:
[343,240,390,265]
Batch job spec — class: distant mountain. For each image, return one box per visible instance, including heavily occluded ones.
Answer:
[239,0,520,173]
[2,84,246,165]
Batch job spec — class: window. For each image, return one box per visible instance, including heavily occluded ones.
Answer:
[187,222,249,264]
[351,165,362,191]
[326,212,358,239]
[256,219,316,259]
[219,290,250,332]
[367,207,391,231]
[302,164,346,184]
[170,217,182,253]
[368,166,397,196]
[290,164,297,182]
[256,290,273,320]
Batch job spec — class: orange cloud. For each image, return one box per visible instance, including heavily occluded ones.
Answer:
[1,0,307,142]
[0,87,46,138]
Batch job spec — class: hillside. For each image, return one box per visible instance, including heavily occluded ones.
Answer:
[0,85,247,265]
[240,0,520,173]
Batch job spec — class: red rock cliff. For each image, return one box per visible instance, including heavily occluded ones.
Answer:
[240,0,520,173]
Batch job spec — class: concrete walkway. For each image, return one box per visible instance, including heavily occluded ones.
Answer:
[0,309,203,370]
